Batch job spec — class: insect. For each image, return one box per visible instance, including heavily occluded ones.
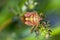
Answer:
[21,11,42,33]
[21,11,52,37]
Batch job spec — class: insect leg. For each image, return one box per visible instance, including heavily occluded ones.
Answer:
[30,25,35,33]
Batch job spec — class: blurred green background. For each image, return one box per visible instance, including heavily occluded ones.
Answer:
[0,0,60,40]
